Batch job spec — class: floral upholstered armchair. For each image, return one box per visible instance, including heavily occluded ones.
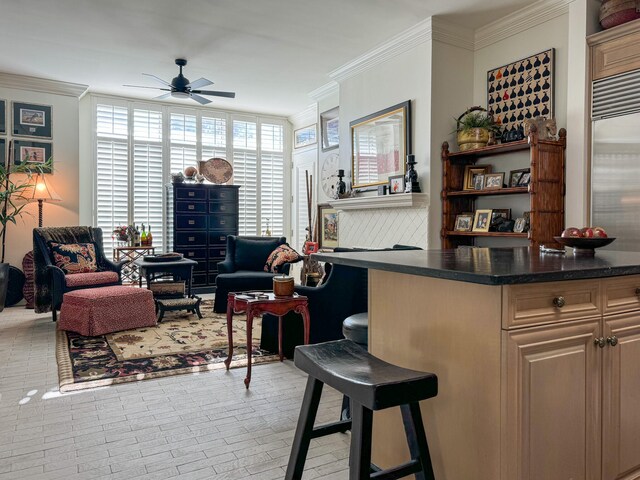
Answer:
[33,227,126,321]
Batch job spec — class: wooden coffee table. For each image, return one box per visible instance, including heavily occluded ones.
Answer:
[225,292,310,388]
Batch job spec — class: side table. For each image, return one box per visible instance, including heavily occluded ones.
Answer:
[113,246,155,284]
[134,257,198,295]
[225,292,310,388]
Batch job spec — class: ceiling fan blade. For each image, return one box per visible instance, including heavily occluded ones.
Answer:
[142,73,172,88]
[123,84,170,91]
[192,90,236,98]
[154,93,172,100]
[190,93,212,105]
[186,77,213,89]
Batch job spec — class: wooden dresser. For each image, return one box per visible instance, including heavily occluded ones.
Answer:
[167,183,239,290]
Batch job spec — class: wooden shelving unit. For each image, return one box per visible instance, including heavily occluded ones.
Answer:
[441,126,566,249]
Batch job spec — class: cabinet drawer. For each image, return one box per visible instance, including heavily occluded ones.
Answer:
[193,260,207,272]
[209,188,238,201]
[175,187,206,200]
[175,232,207,246]
[210,233,230,245]
[209,247,226,259]
[209,202,236,214]
[209,215,237,231]
[602,275,640,315]
[175,215,207,230]
[502,279,602,329]
[209,273,218,285]
[192,273,207,286]
[175,248,207,261]
[176,201,207,214]
[209,261,219,273]
[592,30,640,80]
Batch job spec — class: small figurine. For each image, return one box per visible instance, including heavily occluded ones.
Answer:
[404,155,421,193]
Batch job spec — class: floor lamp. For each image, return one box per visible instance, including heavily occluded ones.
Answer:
[21,173,61,227]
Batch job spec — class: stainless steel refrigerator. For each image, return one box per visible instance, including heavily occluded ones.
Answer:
[591,71,640,251]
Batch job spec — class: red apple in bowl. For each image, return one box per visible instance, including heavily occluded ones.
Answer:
[593,227,608,238]
[581,227,595,238]
[561,227,582,238]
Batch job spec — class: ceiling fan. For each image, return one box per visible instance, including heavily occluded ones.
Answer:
[124,58,236,105]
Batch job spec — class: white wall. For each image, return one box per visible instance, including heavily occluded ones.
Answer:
[0,84,81,268]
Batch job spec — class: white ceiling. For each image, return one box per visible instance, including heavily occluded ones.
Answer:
[0,0,532,116]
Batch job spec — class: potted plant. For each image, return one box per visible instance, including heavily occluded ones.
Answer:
[454,107,499,152]
[0,159,50,311]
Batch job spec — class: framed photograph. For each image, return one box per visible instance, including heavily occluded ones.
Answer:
[317,203,338,250]
[320,107,339,152]
[351,100,411,188]
[483,172,505,190]
[454,213,473,232]
[486,48,554,134]
[12,102,52,138]
[472,209,493,232]
[514,217,527,233]
[0,138,5,168]
[388,174,405,194]
[490,209,511,230]
[508,168,529,187]
[463,165,491,191]
[518,172,531,187]
[0,100,5,134]
[13,140,52,173]
[473,174,485,190]
[294,124,317,149]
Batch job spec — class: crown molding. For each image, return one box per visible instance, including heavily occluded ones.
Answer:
[474,0,573,50]
[432,18,475,51]
[288,104,318,126]
[0,72,88,98]
[308,82,339,102]
[329,17,433,82]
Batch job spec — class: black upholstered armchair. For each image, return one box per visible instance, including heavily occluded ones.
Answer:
[33,227,125,320]
[213,235,292,313]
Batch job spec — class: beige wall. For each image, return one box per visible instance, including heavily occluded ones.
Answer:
[0,86,80,268]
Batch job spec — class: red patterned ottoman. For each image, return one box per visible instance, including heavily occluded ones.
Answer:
[58,286,156,336]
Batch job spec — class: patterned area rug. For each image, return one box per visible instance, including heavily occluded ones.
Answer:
[56,300,278,392]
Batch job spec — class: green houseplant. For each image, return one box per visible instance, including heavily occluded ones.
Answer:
[454,107,499,152]
[0,159,51,311]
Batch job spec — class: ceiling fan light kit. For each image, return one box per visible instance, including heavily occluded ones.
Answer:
[125,58,236,105]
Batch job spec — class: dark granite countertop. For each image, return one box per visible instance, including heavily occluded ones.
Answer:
[313,247,640,285]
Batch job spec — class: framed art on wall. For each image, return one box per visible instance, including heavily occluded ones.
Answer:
[317,203,338,250]
[13,140,52,172]
[294,124,317,149]
[12,101,53,138]
[320,107,339,152]
[0,100,5,134]
[486,49,554,134]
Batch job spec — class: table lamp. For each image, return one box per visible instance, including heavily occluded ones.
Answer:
[21,173,61,227]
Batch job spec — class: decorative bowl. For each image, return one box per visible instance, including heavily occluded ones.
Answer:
[553,236,615,255]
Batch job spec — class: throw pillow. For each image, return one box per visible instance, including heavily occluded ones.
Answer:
[264,244,303,273]
[49,242,98,274]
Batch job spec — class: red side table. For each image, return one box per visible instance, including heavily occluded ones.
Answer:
[225,292,310,388]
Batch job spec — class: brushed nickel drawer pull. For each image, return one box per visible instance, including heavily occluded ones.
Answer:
[219,236,225,241]
[607,335,618,347]
[220,220,226,225]
[552,296,565,308]
[221,250,226,255]
[594,337,606,348]
[188,236,195,242]
[188,220,195,225]
[188,191,195,197]
[188,252,194,257]
[220,206,226,210]
[188,205,194,210]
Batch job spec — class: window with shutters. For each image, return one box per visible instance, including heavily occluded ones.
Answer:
[260,123,285,236]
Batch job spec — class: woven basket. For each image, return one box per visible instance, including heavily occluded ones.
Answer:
[600,0,640,29]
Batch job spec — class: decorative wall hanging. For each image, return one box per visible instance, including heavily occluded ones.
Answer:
[12,102,52,138]
[294,124,317,149]
[13,140,52,173]
[486,49,554,136]
[351,100,411,189]
[0,100,5,134]
[320,107,339,152]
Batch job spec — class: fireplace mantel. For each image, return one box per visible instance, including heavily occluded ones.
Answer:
[328,193,429,211]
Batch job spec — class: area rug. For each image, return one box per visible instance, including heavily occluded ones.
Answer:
[56,300,278,392]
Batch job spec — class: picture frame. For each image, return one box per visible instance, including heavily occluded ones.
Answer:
[0,138,5,168]
[518,172,531,187]
[513,217,527,233]
[472,209,493,232]
[320,107,339,152]
[473,174,485,191]
[0,99,5,135]
[351,100,411,189]
[483,172,505,190]
[388,174,405,194]
[12,102,52,138]
[454,213,473,232]
[13,140,52,173]
[294,124,317,149]
[490,209,511,230]
[486,48,554,134]
[508,168,530,187]
[317,203,338,250]
[463,165,491,191]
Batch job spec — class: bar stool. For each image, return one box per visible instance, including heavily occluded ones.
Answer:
[286,339,438,480]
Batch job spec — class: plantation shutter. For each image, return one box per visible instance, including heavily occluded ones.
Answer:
[96,104,129,252]
[202,115,227,159]
[170,113,197,175]
[260,123,285,236]
[233,120,258,235]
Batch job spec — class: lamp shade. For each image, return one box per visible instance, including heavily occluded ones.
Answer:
[20,173,61,202]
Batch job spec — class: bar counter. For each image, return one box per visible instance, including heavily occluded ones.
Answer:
[314,247,640,480]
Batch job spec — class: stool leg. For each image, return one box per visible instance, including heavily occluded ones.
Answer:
[340,395,351,423]
[285,377,324,480]
[349,402,373,480]
[278,316,283,362]
[401,402,435,480]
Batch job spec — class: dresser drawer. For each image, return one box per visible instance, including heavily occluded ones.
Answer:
[193,273,207,286]
[209,247,227,259]
[209,215,237,231]
[176,187,206,200]
[209,261,219,273]
[175,232,207,247]
[176,201,207,214]
[193,260,207,272]
[503,279,602,329]
[210,233,230,245]
[175,248,207,261]
[209,273,218,285]
[209,188,238,201]
[602,275,640,315]
[209,202,236,214]
[175,215,207,230]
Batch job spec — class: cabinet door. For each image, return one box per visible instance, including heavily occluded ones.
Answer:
[602,312,640,480]
[503,319,601,480]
